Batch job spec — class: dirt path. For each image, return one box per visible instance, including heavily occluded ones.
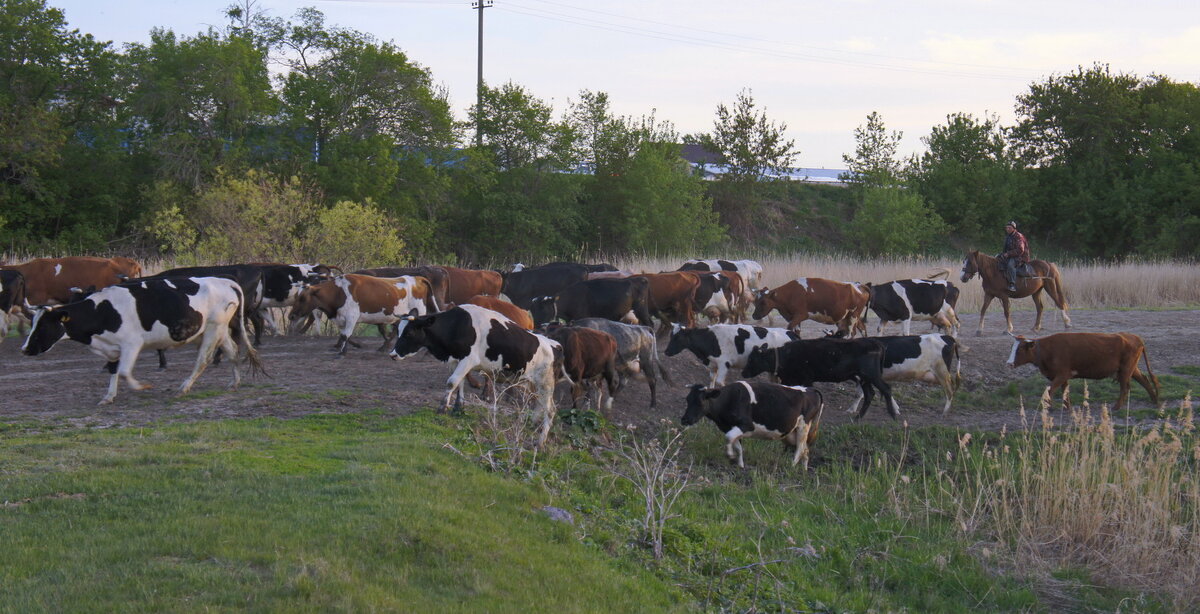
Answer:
[1,308,1197,433]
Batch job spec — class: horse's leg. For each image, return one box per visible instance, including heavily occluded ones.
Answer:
[1031,289,1046,331]
[1000,297,1013,334]
[976,294,995,336]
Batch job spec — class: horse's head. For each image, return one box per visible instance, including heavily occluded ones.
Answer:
[960,251,979,283]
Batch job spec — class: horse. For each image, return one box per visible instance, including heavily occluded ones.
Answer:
[959,250,1071,336]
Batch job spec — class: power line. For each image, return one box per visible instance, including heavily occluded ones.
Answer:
[495,4,1031,81]
[518,0,1041,76]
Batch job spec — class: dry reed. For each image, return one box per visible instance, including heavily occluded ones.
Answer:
[950,389,1200,609]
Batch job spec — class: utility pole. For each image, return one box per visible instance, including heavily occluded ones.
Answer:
[472,0,493,147]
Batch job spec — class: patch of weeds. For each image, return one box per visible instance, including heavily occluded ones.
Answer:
[1171,365,1200,378]
[326,389,354,399]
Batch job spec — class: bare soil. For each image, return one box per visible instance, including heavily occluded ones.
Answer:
[2,308,1197,434]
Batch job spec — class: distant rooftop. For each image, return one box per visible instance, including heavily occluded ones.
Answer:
[678,143,849,185]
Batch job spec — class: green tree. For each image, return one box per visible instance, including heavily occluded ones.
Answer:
[911,112,1025,243]
[1006,64,1200,256]
[123,27,275,187]
[842,111,903,189]
[699,88,796,181]
[470,81,571,170]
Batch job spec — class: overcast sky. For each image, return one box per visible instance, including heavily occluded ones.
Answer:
[52,0,1200,168]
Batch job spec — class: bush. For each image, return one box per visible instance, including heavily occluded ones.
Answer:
[848,185,947,256]
[303,199,406,269]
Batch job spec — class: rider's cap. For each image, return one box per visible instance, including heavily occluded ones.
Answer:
[1006,220,1017,228]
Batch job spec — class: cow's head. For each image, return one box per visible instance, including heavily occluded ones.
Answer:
[750,287,774,320]
[529,296,558,326]
[1006,333,1036,368]
[288,281,339,331]
[681,384,721,426]
[22,307,70,356]
[390,311,435,360]
[742,345,778,379]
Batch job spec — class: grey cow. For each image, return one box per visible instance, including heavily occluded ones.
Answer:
[571,318,670,408]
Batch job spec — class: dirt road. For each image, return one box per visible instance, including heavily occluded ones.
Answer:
[2,308,1197,433]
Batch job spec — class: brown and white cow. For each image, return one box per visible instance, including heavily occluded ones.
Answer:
[442,267,503,305]
[462,295,534,330]
[751,278,869,337]
[713,270,751,323]
[0,256,141,308]
[289,274,432,355]
[544,325,619,412]
[632,272,701,331]
[1006,332,1160,411]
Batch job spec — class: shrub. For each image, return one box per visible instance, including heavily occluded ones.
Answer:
[302,199,407,269]
[848,186,947,256]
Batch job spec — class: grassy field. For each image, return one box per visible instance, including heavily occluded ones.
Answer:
[4,408,1192,612]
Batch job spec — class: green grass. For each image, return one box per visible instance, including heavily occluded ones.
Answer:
[2,410,1177,612]
[0,413,683,613]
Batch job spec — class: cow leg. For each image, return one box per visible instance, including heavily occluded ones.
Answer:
[103,345,149,404]
[375,324,392,351]
[179,328,223,396]
[157,349,168,370]
[878,377,900,419]
[1031,291,1046,331]
[846,389,865,415]
[1045,375,1071,410]
[335,314,360,355]
[976,295,995,336]
[714,362,730,386]
[791,418,811,470]
[248,308,266,347]
[901,319,911,336]
[220,327,243,390]
[853,379,875,421]
[444,360,478,413]
[939,368,956,415]
[724,428,746,468]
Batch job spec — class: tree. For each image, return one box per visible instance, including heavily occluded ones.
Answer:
[469,81,570,170]
[911,112,1025,243]
[699,88,796,181]
[1009,64,1200,256]
[842,111,903,189]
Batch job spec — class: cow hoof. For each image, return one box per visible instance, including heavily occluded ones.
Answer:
[97,398,115,406]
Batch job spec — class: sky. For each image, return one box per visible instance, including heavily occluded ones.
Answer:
[51,0,1200,168]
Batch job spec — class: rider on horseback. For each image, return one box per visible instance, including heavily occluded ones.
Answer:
[999,221,1029,292]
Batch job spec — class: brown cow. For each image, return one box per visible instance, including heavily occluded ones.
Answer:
[751,277,869,337]
[544,325,619,412]
[288,274,432,355]
[354,266,449,310]
[1006,332,1160,411]
[632,272,701,332]
[442,267,503,305]
[110,257,143,279]
[463,295,534,330]
[0,257,138,308]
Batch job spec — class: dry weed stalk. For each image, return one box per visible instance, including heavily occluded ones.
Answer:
[463,380,542,474]
[610,421,695,560]
[950,396,1200,609]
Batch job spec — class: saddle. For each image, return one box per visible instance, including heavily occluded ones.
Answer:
[995,258,1035,277]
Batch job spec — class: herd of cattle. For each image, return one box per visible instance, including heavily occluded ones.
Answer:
[0,256,1163,468]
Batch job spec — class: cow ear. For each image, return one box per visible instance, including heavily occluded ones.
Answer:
[407,307,419,317]
[702,388,721,399]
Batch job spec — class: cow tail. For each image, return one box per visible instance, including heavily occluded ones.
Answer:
[232,285,266,378]
[645,334,673,386]
[1140,343,1160,404]
[807,389,823,447]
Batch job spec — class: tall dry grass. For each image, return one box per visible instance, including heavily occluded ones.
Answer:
[950,390,1200,610]
[620,254,1200,312]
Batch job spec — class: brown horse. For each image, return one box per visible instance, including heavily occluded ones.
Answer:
[959,251,1071,336]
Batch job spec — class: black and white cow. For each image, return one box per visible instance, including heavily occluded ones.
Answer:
[836,333,961,415]
[257,263,338,333]
[864,279,961,337]
[529,277,653,327]
[571,317,670,409]
[389,304,562,445]
[682,381,823,470]
[678,259,765,288]
[21,277,262,404]
[742,337,897,420]
[665,324,798,386]
[0,269,26,342]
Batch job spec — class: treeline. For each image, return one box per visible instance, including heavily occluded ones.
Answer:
[2,1,1198,263]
